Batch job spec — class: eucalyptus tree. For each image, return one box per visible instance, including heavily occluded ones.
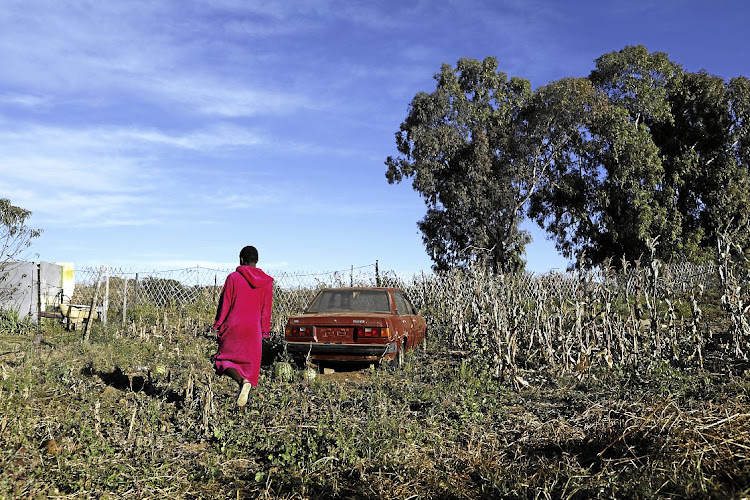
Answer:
[388,47,750,272]
[718,75,750,248]
[386,57,535,272]
[589,46,750,262]
[526,76,666,265]
[537,45,750,265]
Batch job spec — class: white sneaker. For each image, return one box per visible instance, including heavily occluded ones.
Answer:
[237,382,251,407]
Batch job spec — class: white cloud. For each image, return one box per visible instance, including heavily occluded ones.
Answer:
[147,76,314,118]
[0,121,269,160]
[0,121,284,228]
[110,124,270,151]
[0,93,50,109]
[0,1,317,119]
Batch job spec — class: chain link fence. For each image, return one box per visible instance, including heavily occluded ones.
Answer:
[28,257,747,385]
[70,261,717,335]
[71,264,387,333]
[59,259,750,383]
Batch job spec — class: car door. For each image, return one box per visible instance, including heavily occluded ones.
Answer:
[393,291,417,350]
[404,293,425,345]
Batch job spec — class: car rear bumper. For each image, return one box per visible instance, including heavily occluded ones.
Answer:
[285,340,398,360]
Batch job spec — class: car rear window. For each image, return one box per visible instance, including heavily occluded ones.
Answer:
[306,289,391,313]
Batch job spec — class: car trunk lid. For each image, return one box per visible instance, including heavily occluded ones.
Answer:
[288,313,390,343]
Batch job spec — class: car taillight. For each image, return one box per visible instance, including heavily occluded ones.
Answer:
[356,326,389,338]
[286,325,314,337]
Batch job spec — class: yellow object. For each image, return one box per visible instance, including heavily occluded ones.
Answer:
[57,262,75,301]
[59,304,99,330]
[60,304,97,320]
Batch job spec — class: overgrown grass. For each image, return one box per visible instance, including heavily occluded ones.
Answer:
[0,309,34,336]
[1,316,749,499]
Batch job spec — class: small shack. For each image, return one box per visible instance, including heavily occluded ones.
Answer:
[0,261,74,322]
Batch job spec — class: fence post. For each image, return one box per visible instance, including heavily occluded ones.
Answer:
[134,273,139,307]
[102,265,110,325]
[122,276,128,326]
[375,260,380,287]
[36,263,42,334]
[83,266,104,343]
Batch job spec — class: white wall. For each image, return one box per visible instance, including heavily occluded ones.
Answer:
[0,261,66,321]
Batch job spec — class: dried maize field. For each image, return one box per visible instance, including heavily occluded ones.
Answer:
[2,253,750,499]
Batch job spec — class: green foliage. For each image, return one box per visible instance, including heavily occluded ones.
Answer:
[533,45,750,266]
[0,199,42,261]
[3,324,748,499]
[386,56,534,273]
[124,302,164,325]
[0,309,34,335]
[527,74,667,264]
[1,256,747,498]
[589,44,682,126]
[389,47,750,270]
[0,199,42,302]
[139,277,187,308]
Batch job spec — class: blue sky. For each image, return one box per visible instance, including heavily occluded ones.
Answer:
[2,0,749,275]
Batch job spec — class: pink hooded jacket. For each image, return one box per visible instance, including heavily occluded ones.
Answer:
[212,266,274,385]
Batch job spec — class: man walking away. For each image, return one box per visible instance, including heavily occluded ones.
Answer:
[212,245,273,406]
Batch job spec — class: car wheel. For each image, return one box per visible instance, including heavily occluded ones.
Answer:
[389,341,405,369]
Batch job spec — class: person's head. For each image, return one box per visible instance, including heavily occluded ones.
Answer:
[239,245,259,266]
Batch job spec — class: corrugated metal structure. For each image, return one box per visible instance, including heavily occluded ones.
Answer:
[0,261,74,322]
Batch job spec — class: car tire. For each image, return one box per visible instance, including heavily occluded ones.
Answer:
[389,341,405,370]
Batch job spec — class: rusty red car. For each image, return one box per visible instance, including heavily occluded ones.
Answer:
[284,287,426,368]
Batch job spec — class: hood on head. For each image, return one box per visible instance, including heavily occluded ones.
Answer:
[236,266,274,289]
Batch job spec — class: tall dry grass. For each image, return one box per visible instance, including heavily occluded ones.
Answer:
[401,245,747,389]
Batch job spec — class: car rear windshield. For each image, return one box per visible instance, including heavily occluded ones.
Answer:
[306,289,391,313]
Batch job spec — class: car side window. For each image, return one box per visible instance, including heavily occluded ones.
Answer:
[393,292,413,315]
[404,296,417,315]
